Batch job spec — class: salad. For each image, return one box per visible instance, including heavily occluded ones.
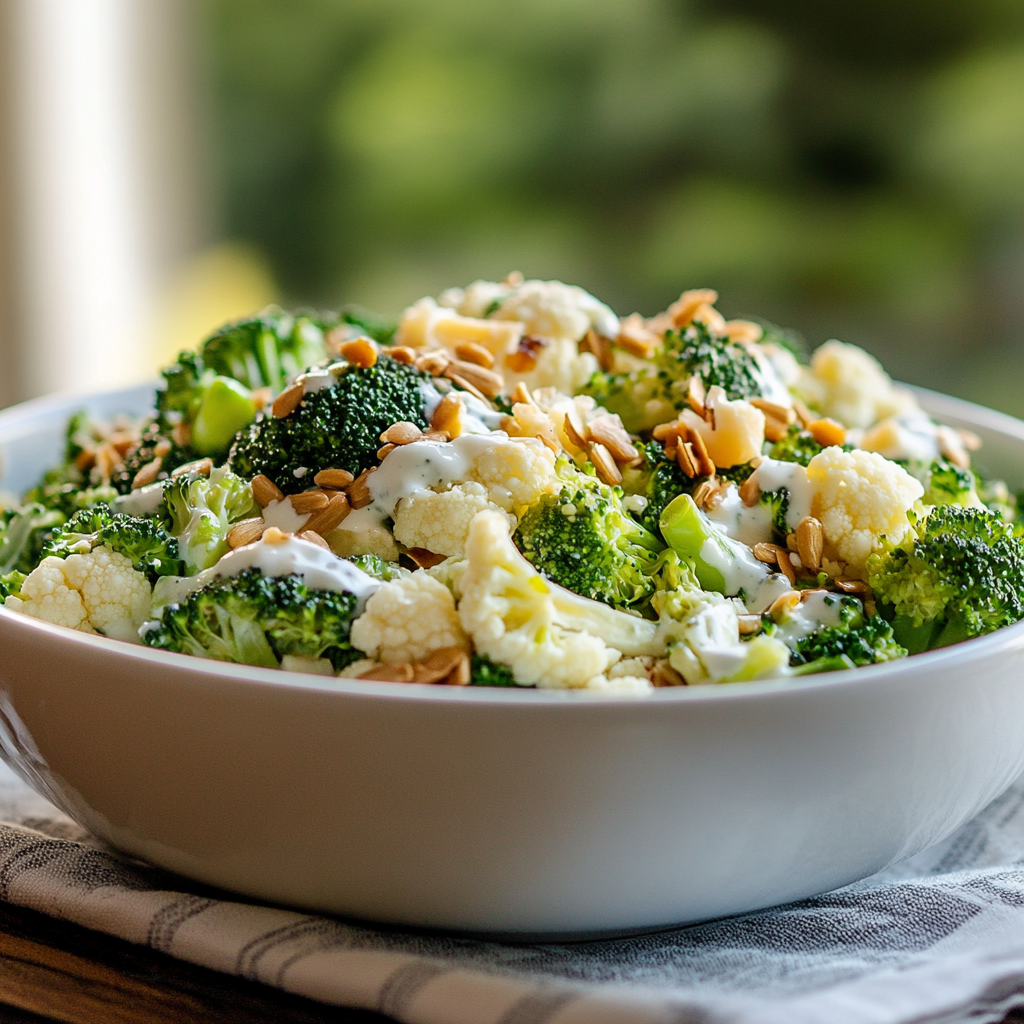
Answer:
[2,278,1022,693]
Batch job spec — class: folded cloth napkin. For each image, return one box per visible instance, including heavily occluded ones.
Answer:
[2,761,1024,1024]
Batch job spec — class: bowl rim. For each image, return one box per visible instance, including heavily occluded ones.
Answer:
[3,381,1024,708]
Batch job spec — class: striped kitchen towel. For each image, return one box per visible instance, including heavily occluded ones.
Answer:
[2,760,1024,1024]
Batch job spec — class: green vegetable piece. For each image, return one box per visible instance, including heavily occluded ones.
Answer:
[191,376,258,457]
[0,504,66,575]
[659,493,762,596]
[145,568,361,670]
[470,654,520,687]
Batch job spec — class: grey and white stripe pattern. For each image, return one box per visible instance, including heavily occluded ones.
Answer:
[3,761,1024,1024]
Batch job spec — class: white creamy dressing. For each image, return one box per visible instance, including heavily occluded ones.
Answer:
[772,591,851,645]
[419,379,505,435]
[114,482,166,517]
[750,347,795,407]
[869,413,941,464]
[261,498,311,533]
[750,458,813,531]
[743,572,799,614]
[706,485,774,548]
[299,367,337,395]
[148,534,381,618]
[341,433,515,532]
[699,533,769,599]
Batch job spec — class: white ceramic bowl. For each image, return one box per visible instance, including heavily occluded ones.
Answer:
[1,384,1024,937]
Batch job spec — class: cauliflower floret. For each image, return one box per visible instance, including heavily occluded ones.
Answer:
[682,386,766,468]
[394,297,524,355]
[351,573,469,664]
[502,337,599,396]
[468,437,558,515]
[797,340,918,430]
[807,447,924,576]
[393,482,515,558]
[438,279,512,318]
[458,510,660,689]
[5,546,151,642]
[491,279,619,342]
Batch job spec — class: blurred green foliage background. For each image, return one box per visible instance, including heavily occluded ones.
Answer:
[202,0,1024,414]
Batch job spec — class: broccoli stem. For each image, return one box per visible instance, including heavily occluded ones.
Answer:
[191,377,258,456]
[659,493,765,596]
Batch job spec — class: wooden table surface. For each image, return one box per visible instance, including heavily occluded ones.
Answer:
[0,901,394,1024]
[0,899,1021,1024]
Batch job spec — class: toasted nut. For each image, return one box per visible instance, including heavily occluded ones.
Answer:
[936,425,970,469]
[692,302,727,335]
[416,350,451,375]
[383,346,416,365]
[304,492,351,535]
[453,341,495,368]
[132,457,163,490]
[262,526,289,544]
[792,401,815,429]
[171,421,192,448]
[799,588,828,602]
[74,448,96,472]
[272,382,304,419]
[94,445,120,481]
[795,516,824,573]
[339,337,378,369]
[651,660,685,687]
[668,288,718,327]
[252,474,285,507]
[677,442,699,478]
[313,468,354,490]
[445,653,471,686]
[737,614,763,636]
[687,375,707,417]
[563,409,588,451]
[586,414,639,464]
[359,663,415,683]
[615,313,659,358]
[762,414,790,443]
[505,349,538,373]
[381,421,423,445]
[693,478,724,511]
[687,428,716,477]
[589,442,623,486]
[227,517,267,548]
[579,330,614,371]
[171,458,214,479]
[251,386,272,410]
[405,547,448,570]
[430,392,464,439]
[289,491,331,515]
[653,419,682,442]
[957,428,982,451]
[750,398,795,425]
[726,320,764,344]
[442,360,504,399]
[786,532,799,553]
[502,270,524,286]
[835,578,872,597]
[421,430,451,442]
[776,548,797,585]
[768,590,800,620]
[412,647,469,684]
[152,439,172,459]
[739,474,761,507]
[753,543,779,564]
[809,418,846,447]
[347,469,375,510]
[377,443,397,460]
[445,373,487,403]
[297,530,330,549]
[509,382,536,406]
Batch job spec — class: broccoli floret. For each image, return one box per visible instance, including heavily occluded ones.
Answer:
[622,441,694,536]
[974,476,1019,523]
[867,504,1024,653]
[112,423,193,495]
[0,571,26,600]
[789,596,907,670]
[923,460,981,508]
[470,654,521,687]
[587,321,775,431]
[767,424,826,466]
[43,504,181,581]
[0,504,67,575]
[346,553,410,582]
[159,468,259,575]
[144,568,361,670]
[199,310,331,393]
[228,356,432,494]
[514,460,664,611]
